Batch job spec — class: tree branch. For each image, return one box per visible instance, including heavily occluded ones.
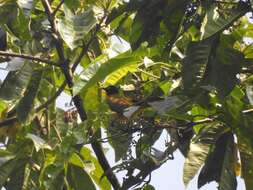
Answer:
[0,51,58,66]
[0,117,18,128]
[52,0,64,16]
[35,81,67,112]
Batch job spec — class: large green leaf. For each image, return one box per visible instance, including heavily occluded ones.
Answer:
[73,52,142,95]
[0,62,32,101]
[16,69,43,122]
[58,5,97,49]
[198,132,237,190]
[183,123,227,186]
[129,0,187,50]
[204,37,244,97]
[182,38,215,94]
[5,159,27,190]
[183,142,209,186]
[200,3,249,40]
[67,164,96,190]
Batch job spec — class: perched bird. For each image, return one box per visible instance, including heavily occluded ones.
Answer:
[103,85,180,117]
[102,86,134,116]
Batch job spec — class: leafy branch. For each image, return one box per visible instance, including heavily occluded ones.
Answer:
[40,0,121,189]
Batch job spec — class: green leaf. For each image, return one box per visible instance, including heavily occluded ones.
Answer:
[26,133,52,152]
[183,142,210,186]
[7,7,31,40]
[0,158,18,187]
[67,164,96,190]
[142,184,155,190]
[74,52,141,95]
[0,62,32,101]
[5,159,27,190]
[205,36,244,97]
[183,123,227,186]
[198,132,237,190]
[69,152,85,168]
[182,38,214,93]
[0,0,17,25]
[108,118,131,162]
[16,69,43,122]
[104,63,137,86]
[200,3,249,40]
[80,147,111,190]
[58,5,97,49]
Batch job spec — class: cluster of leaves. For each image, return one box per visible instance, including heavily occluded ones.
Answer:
[0,0,253,190]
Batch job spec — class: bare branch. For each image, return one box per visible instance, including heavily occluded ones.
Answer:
[0,51,58,66]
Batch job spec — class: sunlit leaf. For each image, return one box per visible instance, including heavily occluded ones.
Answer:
[67,164,96,190]
[80,147,111,190]
[58,5,97,49]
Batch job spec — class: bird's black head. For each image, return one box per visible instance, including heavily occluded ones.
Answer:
[103,85,119,95]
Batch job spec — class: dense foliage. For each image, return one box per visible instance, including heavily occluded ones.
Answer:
[0,0,253,189]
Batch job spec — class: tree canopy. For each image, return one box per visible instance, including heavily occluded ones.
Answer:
[0,0,253,189]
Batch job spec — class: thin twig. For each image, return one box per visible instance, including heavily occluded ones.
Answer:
[35,81,67,112]
[0,51,57,66]
[242,108,253,114]
[52,0,64,16]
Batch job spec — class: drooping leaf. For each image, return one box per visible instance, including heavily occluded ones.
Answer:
[67,164,96,190]
[58,5,97,49]
[236,117,253,190]
[182,38,215,94]
[26,133,52,152]
[183,123,227,186]
[183,142,209,186]
[16,69,43,122]
[200,3,250,40]
[0,62,32,101]
[5,159,27,190]
[198,132,237,190]
[80,147,111,190]
[108,117,131,162]
[7,7,31,40]
[204,36,244,97]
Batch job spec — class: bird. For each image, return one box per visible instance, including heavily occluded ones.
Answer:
[103,85,180,117]
[102,85,135,116]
